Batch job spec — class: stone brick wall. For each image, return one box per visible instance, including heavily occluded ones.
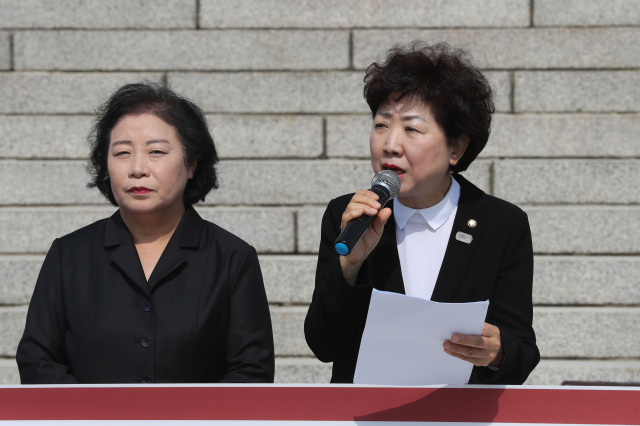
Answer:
[1,0,639,385]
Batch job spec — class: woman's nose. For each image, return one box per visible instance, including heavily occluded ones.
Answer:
[129,155,149,178]
[383,129,404,156]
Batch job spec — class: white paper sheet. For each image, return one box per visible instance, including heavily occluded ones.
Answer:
[353,289,489,386]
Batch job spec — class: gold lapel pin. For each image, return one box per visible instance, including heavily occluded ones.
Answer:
[467,219,477,228]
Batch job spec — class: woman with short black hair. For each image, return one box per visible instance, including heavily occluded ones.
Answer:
[305,42,539,385]
[17,82,274,384]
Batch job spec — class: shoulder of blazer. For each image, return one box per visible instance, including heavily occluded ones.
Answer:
[200,214,256,255]
[56,216,110,249]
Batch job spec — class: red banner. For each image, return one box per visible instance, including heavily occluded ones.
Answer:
[0,384,638,424]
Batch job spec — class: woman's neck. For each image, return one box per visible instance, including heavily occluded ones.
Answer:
[120,203,186,245]
[397,174,452,210]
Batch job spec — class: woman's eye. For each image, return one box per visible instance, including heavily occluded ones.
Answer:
[150,150,166,155]
[113,151,129,156]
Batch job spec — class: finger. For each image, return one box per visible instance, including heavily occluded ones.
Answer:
[354,189,380,200]
[350,194,382,211]
[443,346,487,366]
[370,207,392,234]
[341,208,364,230]
[443,340,489,360]
[451,333,486,349]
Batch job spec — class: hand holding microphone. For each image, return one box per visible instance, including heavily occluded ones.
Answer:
[335,171,401,285]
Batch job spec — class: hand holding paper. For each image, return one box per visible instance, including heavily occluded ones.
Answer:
[444,322,503,367]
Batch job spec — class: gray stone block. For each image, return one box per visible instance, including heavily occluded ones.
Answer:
[259,255,316,304]
[0,72,163,114]
[0,160,106,205]
[525,360,640,386]
[200,0,529,28]
[0,0,195,29]
[326,115,372,158]
[487,72,511,113]
[534,0,640,26]
[0,32,9,70]
[0,115,323,160]
[494,160,640,204]
[534,307,640,358]
[0,159,372,207]
[0,359,19,385]
[524,207,640,254]
[297,207,326,254]
[354,28,640,70]
[0,207,294,254]
[168,72,368,113]
[208,115,322,159]
[533,256,640,305]
[274,357,332,383]
[0,116,92,159]
[15,30,348,71]
[270,306,311,356]
[210,160,372,205]
[515,71,640,113]
[0,256,43,305]
[484,113,640,158]
[195,207,295,253]
[0,207,117,253]
[0,307,27,358]
[458,160,491,194]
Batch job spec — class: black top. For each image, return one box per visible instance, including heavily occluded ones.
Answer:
[304,174,539,384]
[17,206,274,384]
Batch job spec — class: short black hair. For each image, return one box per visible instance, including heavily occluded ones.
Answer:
[87,82,219,205]
[363,41,495,173]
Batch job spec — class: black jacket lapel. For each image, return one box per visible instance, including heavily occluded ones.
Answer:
[105,211,150,297]
[105,207,205,294]
[147,206,203,292]
[430,174,489,303]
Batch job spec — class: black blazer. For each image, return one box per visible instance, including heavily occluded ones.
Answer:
[17,207,274,384]
[304,174,539,384]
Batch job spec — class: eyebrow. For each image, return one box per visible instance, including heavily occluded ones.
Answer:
[111,139,171,147]
[376,111,426,122]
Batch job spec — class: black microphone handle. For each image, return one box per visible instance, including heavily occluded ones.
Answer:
[334,184,392,256]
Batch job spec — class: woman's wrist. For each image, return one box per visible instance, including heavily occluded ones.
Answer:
[340,255,365,286]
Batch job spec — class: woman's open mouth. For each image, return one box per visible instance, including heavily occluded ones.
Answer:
[382,163,406,178]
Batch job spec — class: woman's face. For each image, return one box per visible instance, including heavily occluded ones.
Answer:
[370,99,467,209]
[108,113,196,216]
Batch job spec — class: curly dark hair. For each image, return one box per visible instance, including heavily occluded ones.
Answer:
[86,82,219,206]
[363,41,495,173]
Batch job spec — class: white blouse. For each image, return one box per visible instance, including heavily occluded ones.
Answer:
[394,176,461,300]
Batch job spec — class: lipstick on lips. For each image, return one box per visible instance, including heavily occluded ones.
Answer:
[382,163,406,178]
[128,186,152,194]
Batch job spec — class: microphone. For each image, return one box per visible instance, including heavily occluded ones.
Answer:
[334,170,401,256]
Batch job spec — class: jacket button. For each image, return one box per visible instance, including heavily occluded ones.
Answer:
[142,301,152,312]
[141,376,152,383]
[141,337,152,348]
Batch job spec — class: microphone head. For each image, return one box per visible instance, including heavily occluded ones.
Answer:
[371,170,402,199]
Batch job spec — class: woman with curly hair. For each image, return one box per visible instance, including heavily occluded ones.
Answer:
[305,42,539,385]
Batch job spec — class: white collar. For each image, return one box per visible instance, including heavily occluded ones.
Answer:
[393,176,461,231]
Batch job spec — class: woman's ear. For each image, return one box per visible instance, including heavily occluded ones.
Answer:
[188,160,197,179]
[449,136,470,166]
